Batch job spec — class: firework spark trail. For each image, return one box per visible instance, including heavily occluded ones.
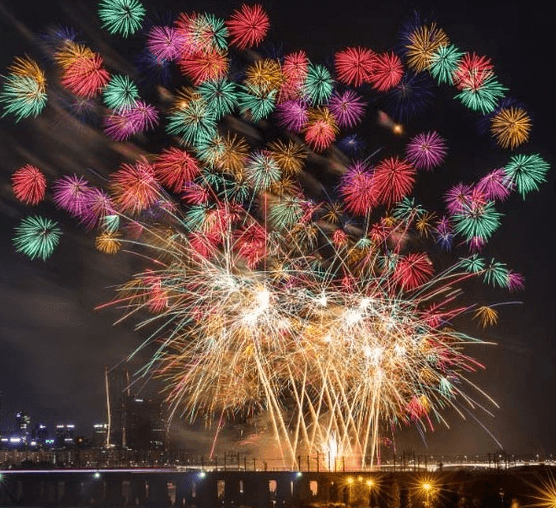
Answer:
[2,1,550,469]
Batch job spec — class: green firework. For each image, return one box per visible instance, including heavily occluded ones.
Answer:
[453,201,502,241]
[454,75,507,114]
[429,44,464,85]
[393,197,425,221]
[238,84,276,123]
[98,0,146,37]
[504,153,550,198]
[166,98,218,147]
[483,259,509,287]
[269,197,305,230]
[459,254,485,273]
[13,215,62,261]
[303,64,334,106]
[245,153,282,190]
[195,134,227,168]
[0,75,47,122]
[198,13,229,51]
[198,78,238,119]
[103,75,139,110]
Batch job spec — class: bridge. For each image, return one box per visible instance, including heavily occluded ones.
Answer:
[0,466,551,507]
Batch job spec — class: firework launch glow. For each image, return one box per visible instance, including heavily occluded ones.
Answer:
[3,1,550,468]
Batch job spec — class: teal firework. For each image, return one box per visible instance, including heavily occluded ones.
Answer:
[166,98,218,147]
[245,152,282,190]
[453,201,502,241]
[429,45,464,85]
[504,153,550,198]
[238,84,276,123]
[303,64,334,106]
[393,197,425,221]
[102,214,120,233]
[198,78,238,119]
[13,215,62,261]
[98,0,146,37]
[199,13,229,51]
[454,75,507,114]
[195,135,227,168]
[183,204,213,232]
[0,75,47,122]
[483,259,509,287]
[269,197,305,230]
[103,75,139,110]
[459,254,485,273]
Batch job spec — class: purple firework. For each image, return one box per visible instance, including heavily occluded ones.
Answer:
[275,100,308,133]
[444,182,473,215]
[147,26,185,62]
[475,169,513,202]
[77,188,115,230]
[53,174,90,216]
[506,271,525,292]
[104,110,138,141]
[468,236,486,252]
[129,100,159,132]
[405,131,447,170]
[328,89,366,129]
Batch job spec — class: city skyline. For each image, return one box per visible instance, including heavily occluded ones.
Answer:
[0,0,554,461]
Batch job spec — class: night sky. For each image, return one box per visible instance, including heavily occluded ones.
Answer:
[0,0,554,456]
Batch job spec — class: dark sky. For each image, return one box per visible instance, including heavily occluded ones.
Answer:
[0,0,554,456]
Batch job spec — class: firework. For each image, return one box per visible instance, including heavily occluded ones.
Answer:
[13,215,62,260]
[226,4,269,50]
[4,4,550,472]
[12,165,47,205]
[98,0,146,37]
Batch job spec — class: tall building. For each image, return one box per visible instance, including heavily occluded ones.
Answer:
[105,366,131,448]
[15,411,31,440]
[92,423,108,448]
[127,397,166,451]
[55,424,75,447]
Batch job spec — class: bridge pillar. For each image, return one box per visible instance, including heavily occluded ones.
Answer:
[147,477,171,507]
[131,477,148,506]
[105,476,124,507]
[60,478,81,506]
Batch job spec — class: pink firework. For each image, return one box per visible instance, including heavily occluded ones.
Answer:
[340,161,377,216]
[226,4,270,50]
[452,53,494,91]
[53,174,90,216]
[329,90,366,129]
[103,110,137,141]
[468,236,486,252]
[275,100,308,133]
[304,109,338,152]
[181,183,210,204]
[334,47,376,87]
[61,54,110,98]
[444,182,473,215]
[278,52,309,102]
[109,158,160,214]
[78,188,115,230]
[475,169,513,201]
[155,147,200,193]
[405,131,448,170]
[128,100,159,132]
[147,26,185,62]
[506,271,525,292]
[369,52,404,92]
[11,164,47,205]
[373,157,416,206]
[394,252,434,291]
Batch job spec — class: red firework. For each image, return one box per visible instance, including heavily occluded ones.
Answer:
[109,158,160,214]
[340,161,377,216]
[373,157,416,206]
[278,51,309,102]
[334,47,376,87]
[369,52,404,92]
[452,53,494,91]
[11,164,47,205]
[235,222,267,268]
[393,252,434,290]
[304,108,339,152]
[226,4,270,50]
[181,183,210,204]
[61,54,110,98]
[155,147,201,192]
[178,48,229,85]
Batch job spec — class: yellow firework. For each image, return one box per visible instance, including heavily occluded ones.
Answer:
[267,139,307,175]
[473,306,498,328]
[95,232,122,254]
[245,59,284,93]
[490,107,532,149]
[406,23,449,72]
[221,133,250,178]
[9,56,46,90]
[53,41,95,70]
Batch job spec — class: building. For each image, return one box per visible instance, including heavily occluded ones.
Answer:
[127,397,166,451]
[92,423,108,448]
[55,424,75,448]
[15,411,31,440]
